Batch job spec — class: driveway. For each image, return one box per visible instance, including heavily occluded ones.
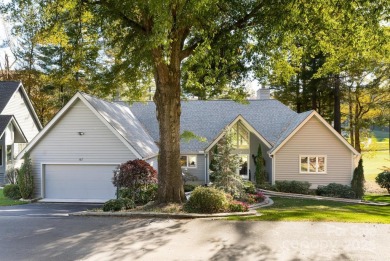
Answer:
[1,203,389,261]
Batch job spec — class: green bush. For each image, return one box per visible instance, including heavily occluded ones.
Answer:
[275,180,311,194]
[184,184,197,192]
[375,170,390,194]
[120,198,136,210]
[228,200,249,212]
[103,199,123,212]
[184,186,229,213]
[351,159,365,199]
[119,184,157,204]
[243,181,256,194]
[316,183,356,199]
[3,184,21,200]
[18,153,34,199]
[257,183,277,191]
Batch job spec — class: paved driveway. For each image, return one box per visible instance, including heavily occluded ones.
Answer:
[1,203,389,261]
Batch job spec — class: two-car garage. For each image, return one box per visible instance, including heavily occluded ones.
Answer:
[42,164,117,202]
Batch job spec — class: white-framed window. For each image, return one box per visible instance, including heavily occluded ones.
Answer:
[231,121,249,149]
[300,155,326,174]
[180,155,197,168]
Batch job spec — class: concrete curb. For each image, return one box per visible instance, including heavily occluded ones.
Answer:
[70,209,258,219]
[259,189,390,206]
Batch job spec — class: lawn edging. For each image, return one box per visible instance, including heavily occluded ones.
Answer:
[259,189,390,206]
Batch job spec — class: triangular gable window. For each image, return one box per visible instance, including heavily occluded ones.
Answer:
[231,120,249,149]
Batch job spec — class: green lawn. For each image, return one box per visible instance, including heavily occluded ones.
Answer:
[229,197,390,223]
[364,194,390,204]
[0,189,27,206]
[363,150,389,182]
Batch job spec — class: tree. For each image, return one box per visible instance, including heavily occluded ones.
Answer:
[3,0,387,203]
[351,159,365,199]
[18,153,34,199]
[210,133,244,199]
[254,144,267,186]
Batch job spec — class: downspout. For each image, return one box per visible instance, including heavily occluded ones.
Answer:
[204,153,208,185]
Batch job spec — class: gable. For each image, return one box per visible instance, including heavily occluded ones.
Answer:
[28,99,135,161]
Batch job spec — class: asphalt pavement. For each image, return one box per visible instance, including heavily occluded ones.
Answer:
[0,203,389,261]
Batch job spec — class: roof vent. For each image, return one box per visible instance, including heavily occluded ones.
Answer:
[256,88,270,100]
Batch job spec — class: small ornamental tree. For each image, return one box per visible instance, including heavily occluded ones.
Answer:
[351,159,365,199]
[112,159,158,204]
[375,170,390,194]
[210,132,244,198]
[18,153,34,199]
[254,144,267,187]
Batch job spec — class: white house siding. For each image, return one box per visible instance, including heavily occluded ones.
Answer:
[29,99,136,197]
[274,117,353,188]
[2,89,40,142]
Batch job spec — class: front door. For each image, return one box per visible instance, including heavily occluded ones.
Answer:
[238,154,249,179]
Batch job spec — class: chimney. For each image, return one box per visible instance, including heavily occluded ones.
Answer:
[256,88,270,100]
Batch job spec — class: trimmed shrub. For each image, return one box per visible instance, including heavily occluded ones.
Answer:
[3,184,21,200]
[18,153,34,199]
[113,159,157,204]
[241,192,265,204]
[243,180,256,194]
[184,186,229,213]
[184,184,196,192]
[257,183,277,191]
[375,170,390,194]
[351,159,365,199]
[102,199,123,212]
[316,183,356,199]
[275,180,311,194]
[229,201,249,212]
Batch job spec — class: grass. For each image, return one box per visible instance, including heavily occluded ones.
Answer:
[229,197,390,223]
[364,194,390,204]
[363,150,389,182]
[0,189,27,206]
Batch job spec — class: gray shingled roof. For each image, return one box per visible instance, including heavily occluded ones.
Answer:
[0,115,13,137]
[81,93,159,159]
[0,81,21,113]
[129,100,299,153]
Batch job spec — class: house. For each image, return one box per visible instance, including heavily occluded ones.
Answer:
[19,92,158,202]
[0,81,42,184]
[19,90,359,202]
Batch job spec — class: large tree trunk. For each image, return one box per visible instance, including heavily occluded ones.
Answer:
[348,86,354,148]
[333,75,341,134]
[152,47,186,204]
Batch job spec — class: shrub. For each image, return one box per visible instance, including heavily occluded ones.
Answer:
[316,183,356,199]
[257,183,277,191]
[113,159,157,204]
[18,153,34,199]
[102,199,123,212]
[229,201,249,212]
[243,180,256,194]
[3,184,21,200]
[351,159,365,199]
[184,184,196,192]
[120,198,136,210]
[184,187,229,213]
[6,167,18,184]
[254,144,267,186]
[275,180,311,194]
[241,192,265,204]
[375,170,390,194]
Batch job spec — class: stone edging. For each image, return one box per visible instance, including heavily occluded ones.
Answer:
[70,196,274,219]
[259,189,390,206]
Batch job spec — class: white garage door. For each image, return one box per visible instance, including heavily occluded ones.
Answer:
[44,164,117,202]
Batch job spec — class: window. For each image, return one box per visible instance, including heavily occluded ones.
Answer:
[180,155,197,168]
[231,121,249,149]
[300,156,326,173]
[7,145,12,165]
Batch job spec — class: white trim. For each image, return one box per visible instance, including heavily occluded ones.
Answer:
[17,92,144,160]
[205,115,271,152]
[180,155,198,168]
[0,144,3,167]
[299,155,327,174]
[270,111,360,156]
[18,83,43,130]
[271,154,276,185]
[40,162,120,198]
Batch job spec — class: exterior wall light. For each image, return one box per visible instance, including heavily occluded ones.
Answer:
[78,132,85,135]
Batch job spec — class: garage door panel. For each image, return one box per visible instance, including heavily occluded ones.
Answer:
[44,164,117,201]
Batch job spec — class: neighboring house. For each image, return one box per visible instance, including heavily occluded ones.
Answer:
[0,81,42,184]
[19,89,359,202]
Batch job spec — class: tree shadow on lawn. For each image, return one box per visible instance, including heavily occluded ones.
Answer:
[31,217,188,260]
